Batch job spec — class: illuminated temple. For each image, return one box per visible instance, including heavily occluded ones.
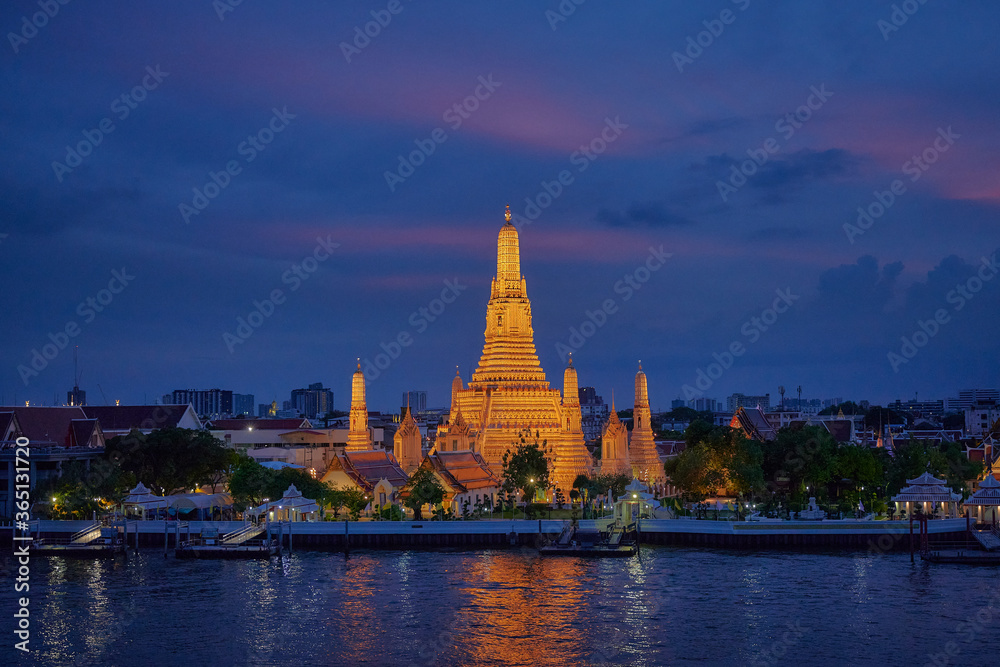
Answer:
[441,207,594,494]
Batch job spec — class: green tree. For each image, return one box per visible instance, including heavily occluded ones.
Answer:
[342,487,368,520]
[500,431,551,503]
[106,428,233,496]
[664,426,764,500]
[401,467,445,520]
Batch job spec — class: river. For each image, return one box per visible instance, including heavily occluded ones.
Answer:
[4,546,996,666]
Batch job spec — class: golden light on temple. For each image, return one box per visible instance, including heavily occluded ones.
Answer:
[442,207,593,494]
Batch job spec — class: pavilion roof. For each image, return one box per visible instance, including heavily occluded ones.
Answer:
[965,475,1000,506]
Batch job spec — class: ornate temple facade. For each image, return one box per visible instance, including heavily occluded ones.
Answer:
[345,362,371,451]
[393,405,422,474]
[446,208,593,494]
[600,394,631,476]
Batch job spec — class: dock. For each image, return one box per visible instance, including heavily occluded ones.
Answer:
[175,523,280,559]
[30,521,126,558]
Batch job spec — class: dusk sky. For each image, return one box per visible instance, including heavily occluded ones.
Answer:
[3,0,998,412]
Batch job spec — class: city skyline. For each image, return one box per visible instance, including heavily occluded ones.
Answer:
[3,1,999,412]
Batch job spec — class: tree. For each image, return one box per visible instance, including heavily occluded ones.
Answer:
[342,487,368,520]
[500,431,551,504]
[106,427,234,496]
[664,426,764,500]
[401,467,445,520]
[228,456,331,512]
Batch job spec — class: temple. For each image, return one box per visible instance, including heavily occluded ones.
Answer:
[446,207,594,494]
[345,361,371,451]
[630,363,666,490]
[600,392,631,476]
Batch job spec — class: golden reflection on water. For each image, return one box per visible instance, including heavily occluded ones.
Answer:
[443,550,591,666]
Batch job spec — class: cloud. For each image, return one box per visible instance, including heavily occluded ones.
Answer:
[595,201,695,228]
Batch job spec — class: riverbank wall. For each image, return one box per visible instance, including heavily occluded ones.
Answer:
[1,517,972,552]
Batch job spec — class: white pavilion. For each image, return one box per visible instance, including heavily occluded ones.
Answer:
[963,475,1000,524]
[891,472,963,519]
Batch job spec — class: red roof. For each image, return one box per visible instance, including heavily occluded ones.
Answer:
[336,450,408,492]
[82,404,194,432]
[424,450,499,493]
[0,407,97,447]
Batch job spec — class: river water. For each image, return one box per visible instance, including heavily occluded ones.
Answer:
[4,546,996,666]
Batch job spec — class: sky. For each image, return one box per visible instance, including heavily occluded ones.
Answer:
[2,0,998,413]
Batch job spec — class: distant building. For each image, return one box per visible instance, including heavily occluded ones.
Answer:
[671,398,686,409]
[688,397,718,412]
[966,400,1000,438]
[291,382,334,419]
[890,399,945,419]
[402,391,427,413]
[578,386,609,441]
[232,393,255,417]
[950,389,1000,411]
[726,393,770,412]
[168,389,254,419]
[0,407,105,520]
[67,384,86,407]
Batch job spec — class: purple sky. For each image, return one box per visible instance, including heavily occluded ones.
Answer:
[2,0,999,412]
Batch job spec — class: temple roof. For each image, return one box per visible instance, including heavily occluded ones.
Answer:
[892,472,962,502]
[424,450,500,493]
[335,450,408,492]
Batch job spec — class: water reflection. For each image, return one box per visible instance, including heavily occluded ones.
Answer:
[9,548,1000,666]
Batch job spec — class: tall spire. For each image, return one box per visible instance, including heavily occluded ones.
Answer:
[630,362,664,488]
[471,207,544,386]
[346,359,371,451]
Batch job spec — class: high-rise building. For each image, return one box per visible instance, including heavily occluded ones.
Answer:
[579,386,610,441]
[170,389,233,418]
[291,382,333,418]
[950,389,1000,411]
[402,391,427,413]
[727,392,770,412]
[232,393,255,417]
[688,397,718,412]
